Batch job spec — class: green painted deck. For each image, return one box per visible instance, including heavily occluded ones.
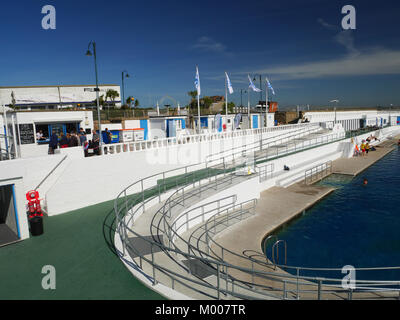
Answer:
[0,199,164,300]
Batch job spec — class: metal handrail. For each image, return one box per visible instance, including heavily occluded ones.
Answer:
[205,123,321,164]
[114,128,400,300]
[304,160,333,185]
[35,155,68,190]
[258,163,275,182]
[272,240,287,266]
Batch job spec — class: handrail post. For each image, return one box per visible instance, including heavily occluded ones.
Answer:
[317,280,322,300]
[141,180,145,210]
[283,280,287,299]
[217,265,221,300]
[296,267,300,300]
[151,244,157,286]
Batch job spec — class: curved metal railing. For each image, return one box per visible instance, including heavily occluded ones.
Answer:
[114,127,400,300]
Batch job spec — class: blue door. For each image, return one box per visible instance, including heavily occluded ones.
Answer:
[252,115,259,129]
[200,117,208,128]
[140,120,148,140]
[166,119,177,137]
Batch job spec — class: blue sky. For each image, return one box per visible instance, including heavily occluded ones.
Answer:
[0,0,400,108]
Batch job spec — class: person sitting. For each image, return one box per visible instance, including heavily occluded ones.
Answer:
[284,165,290,171]
[36,130,46,141]
[365,142,370,155]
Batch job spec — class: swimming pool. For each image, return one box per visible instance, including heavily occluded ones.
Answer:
[264,147,400,281]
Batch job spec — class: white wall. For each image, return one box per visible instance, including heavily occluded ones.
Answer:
[44,126,316,215]
[0,85,121,108]
[0,162,31,240]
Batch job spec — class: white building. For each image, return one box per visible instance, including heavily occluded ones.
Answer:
[0,84,121,110]
[1,110,94,158]
[302,110,400,131]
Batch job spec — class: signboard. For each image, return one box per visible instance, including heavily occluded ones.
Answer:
[18,124,35,144]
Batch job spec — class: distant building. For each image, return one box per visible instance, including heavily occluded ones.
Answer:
[0,84,121,110]
[209,96,225,103]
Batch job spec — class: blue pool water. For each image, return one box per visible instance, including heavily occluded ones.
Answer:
[265,147,400,281]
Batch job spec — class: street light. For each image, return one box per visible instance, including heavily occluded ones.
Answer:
[252,74,263,103]
[240,89,247,107]
[86,40,103,153]
[122,70,130,107]
[330,99,339,124]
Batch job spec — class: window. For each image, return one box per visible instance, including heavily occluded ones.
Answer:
[35,124,49,142]
[34,122,80,144]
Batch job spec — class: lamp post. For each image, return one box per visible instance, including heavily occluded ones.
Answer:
[240,89,247,107]
[121,70,130,107]
[86,41,103,152]
[330,99,339,124]
[253,74,263,103]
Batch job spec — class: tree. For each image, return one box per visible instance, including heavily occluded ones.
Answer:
[228,101,235,113]
[10,91,16,109]
[134,99,139,107]
[105,89,120,107]
[188,91,197,100]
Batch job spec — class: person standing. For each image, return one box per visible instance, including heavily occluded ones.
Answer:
[59,132,69,148]
[92,130,100,155]
[68,131,79,147]
[105,128,112,144]
[48,132,58,154]
[79,128,87,146]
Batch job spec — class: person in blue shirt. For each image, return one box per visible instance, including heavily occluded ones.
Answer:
[105,128,112,144]
[79,128,87,145]
[48,132,58,154]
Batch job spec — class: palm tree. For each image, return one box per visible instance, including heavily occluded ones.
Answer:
[105,89,120,108]
[188,91,197,100]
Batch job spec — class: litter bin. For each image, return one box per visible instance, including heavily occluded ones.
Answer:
[29,216,44,236]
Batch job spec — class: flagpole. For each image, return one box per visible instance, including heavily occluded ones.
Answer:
[265,80,268,127]
[195,65,201,133]
[247,88,250,129]
[225,73,228,119]
[197,93,201,133]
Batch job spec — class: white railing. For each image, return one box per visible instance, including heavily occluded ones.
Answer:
[101,123,319,156]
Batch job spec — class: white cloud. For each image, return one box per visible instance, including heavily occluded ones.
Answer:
[246,48,400,80]
[191,36,231,55]
[317,18,338,31]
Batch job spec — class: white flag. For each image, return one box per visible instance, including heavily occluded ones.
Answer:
[248,75,261,92]
[225,72,234,94]
[266,77,275,95]
[194,66,201,96]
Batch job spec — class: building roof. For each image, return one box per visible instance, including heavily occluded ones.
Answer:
[0,84,119,89]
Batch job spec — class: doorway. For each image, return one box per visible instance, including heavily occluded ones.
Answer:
[0,184,20,247]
